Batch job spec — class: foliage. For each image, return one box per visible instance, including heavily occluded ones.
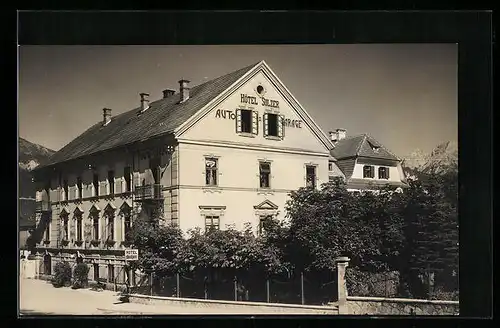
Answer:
[128,168,458,300]
[346,268,401,297]
[72,263,89,289]
[284,177,404,273]
[126,219,184,275]
[52,261,72,288]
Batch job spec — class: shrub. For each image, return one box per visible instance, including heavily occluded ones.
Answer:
[52,261,72,288]
[72,262,90,289]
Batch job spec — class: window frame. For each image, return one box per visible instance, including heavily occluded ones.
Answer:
[76,214,83,241]
[108,170,115,196]
[363,165,375,179]
[236,109,259,136]
[259,161,272,189]
[106,211,115,241]
[92,213,100,240]
[93,173,99,197]
[63,179,69,201]
[378,166,390,180]
[124,166,132,192]
[305,165,317,189]
[123,210,132,242]
[263,112,285,140]
[62,214,69,240]
[258,215,273,236]
[205,157,219,186]
[204,215,220,233]
[76,177,82,199]
[108,264,115,283]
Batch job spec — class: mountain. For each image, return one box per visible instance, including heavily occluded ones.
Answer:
[19,138,55,199]
[402,141,458,177]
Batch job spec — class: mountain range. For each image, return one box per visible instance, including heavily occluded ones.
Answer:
[19,138,55,199]
[402,141,458,177]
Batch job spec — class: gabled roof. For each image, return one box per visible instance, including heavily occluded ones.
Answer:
[330,134,400,161]
[38,62,260,169]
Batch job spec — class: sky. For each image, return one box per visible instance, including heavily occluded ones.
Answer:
[18,44,457,157]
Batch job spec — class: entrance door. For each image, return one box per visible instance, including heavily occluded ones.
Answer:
[43,254,52,275]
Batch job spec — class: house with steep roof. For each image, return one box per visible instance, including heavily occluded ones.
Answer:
[328,129,407,191]
[31,60,344,283]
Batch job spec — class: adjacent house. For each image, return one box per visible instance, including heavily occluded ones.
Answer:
[30,60,344,284]
[328,129,407,191]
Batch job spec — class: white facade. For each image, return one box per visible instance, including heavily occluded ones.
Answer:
[175,66,333,234]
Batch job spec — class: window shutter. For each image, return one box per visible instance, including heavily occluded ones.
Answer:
[235,109,242,133]
[263,113,269,137]
[69,218,75,241]
[278,115,285,139]
[252,111,259,135]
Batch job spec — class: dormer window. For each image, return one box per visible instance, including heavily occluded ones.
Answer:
[378,167,390,180]
[363,165,375,179]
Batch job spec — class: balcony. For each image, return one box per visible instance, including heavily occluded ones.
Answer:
[134,184,163,201]
[35,201,51,212]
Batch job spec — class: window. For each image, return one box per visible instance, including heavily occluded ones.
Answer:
[363,165,375,178]
[63,179,69,200]
[93,263,99,281]
[76,177,82,199]
[108,264,115,283]
[44,222,50,241]
[259,162,271,188]
[93,173,99,197]
[76,215,83,241]
[92,214,99,240]
[123,211,131,241]
[264,113,284,139]
[62,215,69,240]
[108,170,115,195]
[150,158,161,184]
[124,167,131,192]
[328,163,333,171]
[236,109,258,135]
[378,167,390,180]
[205,216,220,232]
[306,165,317,188]
[205,158,218,186]
[259,215,272,235]
[106,212,114,241]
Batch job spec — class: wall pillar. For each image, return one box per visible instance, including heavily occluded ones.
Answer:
[335,256,350,314]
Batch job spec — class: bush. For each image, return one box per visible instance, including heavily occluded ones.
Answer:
[72,263,90,289]
[52,261,72,288]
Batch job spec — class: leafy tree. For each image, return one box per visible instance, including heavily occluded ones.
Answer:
[126,219,184,276]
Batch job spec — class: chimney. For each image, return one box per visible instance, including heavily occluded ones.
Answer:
[329,128,347,143]
[102,108,112,126]
[178,79,190,103]
[162,89,176,99]
[140,93,150,112]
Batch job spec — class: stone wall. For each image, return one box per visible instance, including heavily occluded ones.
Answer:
[346,296,459,315]
[128,294,338,314]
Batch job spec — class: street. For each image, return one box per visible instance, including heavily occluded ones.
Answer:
[19,278,331,315]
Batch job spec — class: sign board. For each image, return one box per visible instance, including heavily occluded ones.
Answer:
[125,249,139,261]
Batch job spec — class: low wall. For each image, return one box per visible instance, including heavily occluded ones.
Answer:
[128,294,338,314]
[20,260,39,279]
[346,296,459,315]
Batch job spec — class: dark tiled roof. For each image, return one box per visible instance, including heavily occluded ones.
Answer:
[330,134,400,161]
[347,178,408,190]
[335,158,357,179]
[39,62,260,169]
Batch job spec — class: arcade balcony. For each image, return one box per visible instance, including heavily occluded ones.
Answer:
[134,184,164,201]
[35,201,51,212]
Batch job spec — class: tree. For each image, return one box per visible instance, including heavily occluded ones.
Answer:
[126,219,184,276]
